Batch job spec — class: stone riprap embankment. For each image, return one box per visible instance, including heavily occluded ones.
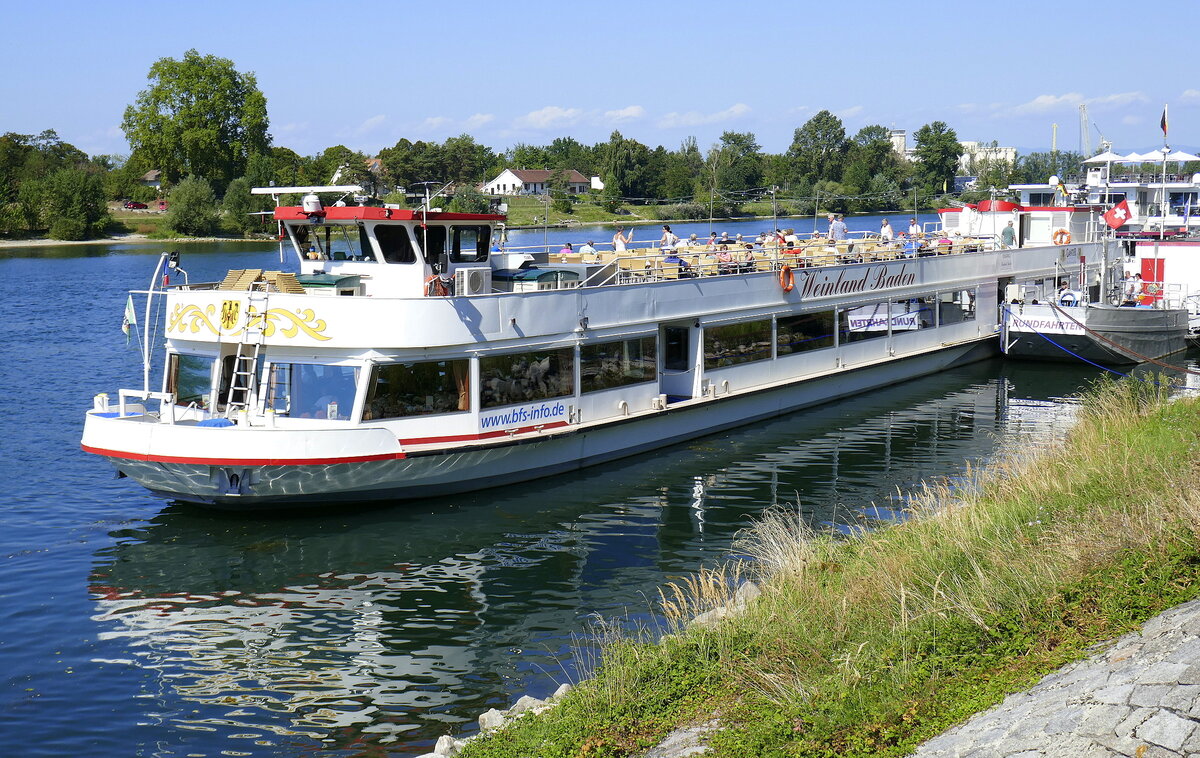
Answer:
[911,597,1200,757]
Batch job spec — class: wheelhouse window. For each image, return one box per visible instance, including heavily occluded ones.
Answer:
[293,223,369,261]
[363,360,470,419]
[265,363,359,420]
[451,225,490,263]
[415,225,448,264]
[703,319,772,369]
[166,354,215,408]
[374,224,416,263]
[581,336,657,393]
[839,302,892,343]
[480,348,574,408]
[776,311,835,355]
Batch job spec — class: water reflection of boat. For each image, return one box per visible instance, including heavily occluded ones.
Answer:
[87,358,1102,753]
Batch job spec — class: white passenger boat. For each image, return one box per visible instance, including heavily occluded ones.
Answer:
[81,186,1099,508]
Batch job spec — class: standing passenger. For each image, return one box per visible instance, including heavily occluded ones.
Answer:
[613,226,630,252]
[880,218,894,241]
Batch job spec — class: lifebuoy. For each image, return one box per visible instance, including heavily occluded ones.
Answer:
[1052,228,1071,245]
[1145,283,1162,295]
[779,265,795,293]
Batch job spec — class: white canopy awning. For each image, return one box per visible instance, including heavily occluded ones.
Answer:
[1084,150,1126,164]
[1166,150,1200,162]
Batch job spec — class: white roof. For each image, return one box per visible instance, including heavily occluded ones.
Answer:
[1084,150,1126,164]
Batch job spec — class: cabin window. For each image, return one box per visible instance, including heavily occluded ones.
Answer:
[166,354,215,408]
[703,319,772,369]
[839,302,892,343]
[890,297,937,332]
[265,363,359,420]
[451,225,490,263]
[938,290,976,324]
[480,348,575,408]
[374,225,416,263]
[776,312,835,355]
[363,360,469,419]
[416,226,448,263]
[581,336,657,393]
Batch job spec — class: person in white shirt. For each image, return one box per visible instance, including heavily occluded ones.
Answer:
[612,227,630,252]
[880,219,894,241]
[579,241,599,261]
[908,218,920,236]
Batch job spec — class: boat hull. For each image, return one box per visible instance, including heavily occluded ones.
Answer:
[1004,303,1187,365]
[88,339,996,509]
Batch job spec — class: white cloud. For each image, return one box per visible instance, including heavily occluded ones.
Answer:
[1181,89,1200,104]
[1087,91,1147,110]
[513,105,583,129]
[656,103,750,129]
[464,113,495,130]
[355,114,386,135]
[1121,115,1143,126]
[603,105,645,124]
[420,116,452,130]
[833,105,863,120]
[1013,93,1084,115]
[277,121,309,134]
[1011,91,1146,116]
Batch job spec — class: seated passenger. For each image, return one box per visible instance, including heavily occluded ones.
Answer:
[579,241,598,261]
[661,250,695,276]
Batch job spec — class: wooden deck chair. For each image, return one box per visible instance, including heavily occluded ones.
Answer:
[221,269,264,290]
[658,262,681,281]
[217,270,246,290]
[265,271,306,294]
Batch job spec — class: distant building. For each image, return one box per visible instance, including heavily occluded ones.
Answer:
[139,170,162,190]
[958,141,1017,173]
[889,130,914,161]
[482,168,592,196]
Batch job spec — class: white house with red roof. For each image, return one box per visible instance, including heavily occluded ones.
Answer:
[481,168,592,196]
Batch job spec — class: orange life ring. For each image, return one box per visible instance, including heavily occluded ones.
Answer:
[779,265,795,293]
[425,275,450,297]
[1052,228,1071,245]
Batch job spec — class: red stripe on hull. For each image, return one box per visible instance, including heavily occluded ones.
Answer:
[81,444,406,466]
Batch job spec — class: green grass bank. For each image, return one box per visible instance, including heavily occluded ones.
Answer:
[459,376,1200,757]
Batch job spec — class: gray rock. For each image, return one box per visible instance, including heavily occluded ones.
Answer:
[1138,662,1191,684]
[1131,685,1177,707]
[731,581,761,609]
[552,682,573,700]
[1092,683,1135,705]
[510,695,545,715]
[641,719,718,758]
[478,707,507,732]
[689,606,727,629]
[1114,707,1156,738]
[434,734,463,756]
[1135,710,1196,752]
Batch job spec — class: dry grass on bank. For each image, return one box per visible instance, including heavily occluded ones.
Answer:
[463,376,1200,758]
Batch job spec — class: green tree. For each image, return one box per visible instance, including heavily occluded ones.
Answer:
[166,176,219,236]
[788,111,848,185]
[600,131,652,202]
[442,134,495,185]
[41,167,110,240]
[1013,150,1083,185]
[546,168,574,213]
[661,137,703,200]
[448,185,489,214]
[912,121,962,198]
[221,177,261,236]
[714,131,762,193]
[122,49,270,192]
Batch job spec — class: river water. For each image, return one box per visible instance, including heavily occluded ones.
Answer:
[0,230,1193,756]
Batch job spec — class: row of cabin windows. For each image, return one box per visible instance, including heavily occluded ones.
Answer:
[166,291,974,420]
[294,223,491,264]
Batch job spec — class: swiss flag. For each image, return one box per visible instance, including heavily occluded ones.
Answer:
[1103,199,1131,229]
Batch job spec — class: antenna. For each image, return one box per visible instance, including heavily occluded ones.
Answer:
[1079,103,1091,157]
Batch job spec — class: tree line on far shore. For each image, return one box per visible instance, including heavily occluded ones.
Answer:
[2,50,1091,241]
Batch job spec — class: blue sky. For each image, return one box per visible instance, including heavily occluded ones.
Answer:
[5,1,1197,160]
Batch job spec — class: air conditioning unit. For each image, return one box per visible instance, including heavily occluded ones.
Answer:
[454,266,492,296]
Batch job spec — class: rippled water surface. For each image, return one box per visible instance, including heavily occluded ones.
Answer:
[1,239,1193,756]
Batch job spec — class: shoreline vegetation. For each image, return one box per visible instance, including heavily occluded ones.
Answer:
[456,376,1200,758]
[0,198,922,250]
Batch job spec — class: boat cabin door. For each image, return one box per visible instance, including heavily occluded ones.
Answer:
[659,322,697,401]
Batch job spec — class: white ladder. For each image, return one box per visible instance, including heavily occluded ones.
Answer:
[225,286,269,416]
